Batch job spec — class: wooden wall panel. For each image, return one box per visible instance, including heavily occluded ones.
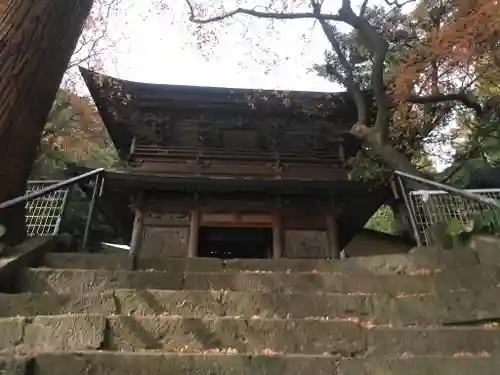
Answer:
[280,164,347,180]
[131,160,346,180]
[133,160,276,176]
[143,212,191,227]
[200,212,273,227]
[282,210,327,231]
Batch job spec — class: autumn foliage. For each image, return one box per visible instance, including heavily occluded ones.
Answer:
[393,0,500,100]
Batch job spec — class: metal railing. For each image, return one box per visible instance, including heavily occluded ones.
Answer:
[0,168,105,251]
[24,181,71,237]
[395,170,500,247]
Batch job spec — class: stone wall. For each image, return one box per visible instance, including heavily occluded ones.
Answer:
[344,229,411,257]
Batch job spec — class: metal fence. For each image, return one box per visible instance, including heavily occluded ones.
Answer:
[25,181,70,237]
[409,188,500,246]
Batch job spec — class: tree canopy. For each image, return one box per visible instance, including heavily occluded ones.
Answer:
[32,90,119,179]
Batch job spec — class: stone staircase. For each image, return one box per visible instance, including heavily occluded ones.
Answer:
[2,248,500,374]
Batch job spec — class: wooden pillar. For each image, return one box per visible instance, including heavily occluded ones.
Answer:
[272,212,283,259]
[129,192,144,258]
[326,213,341,259]
[188,209,200,258]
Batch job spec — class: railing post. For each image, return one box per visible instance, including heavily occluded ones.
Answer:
[325,212,340,259]
[187,209,200,258]
[81,173,103,252]
[396,175,423,247]
[129,191,144,258]
[272,211,283,259]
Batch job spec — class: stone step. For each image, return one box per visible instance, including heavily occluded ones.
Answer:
[18,266,500,295]
[338,356,500,374]
[2,314,500,356]
[42,250,480,275]
[2,288,500,326]
[14,352,500,375]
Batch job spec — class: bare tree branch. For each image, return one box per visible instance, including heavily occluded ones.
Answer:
[335,2,392,139]
[408,93,484,117]
[384,0,417,8]
[325,61,368,124]
[359,0,369,16]
[184,0,342,23]
[310,0,367,124]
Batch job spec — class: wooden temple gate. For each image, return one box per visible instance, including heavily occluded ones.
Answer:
[77,68,390,259]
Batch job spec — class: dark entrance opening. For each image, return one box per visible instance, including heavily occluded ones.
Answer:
[198,227,272,259]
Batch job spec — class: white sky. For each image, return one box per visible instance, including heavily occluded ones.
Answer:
[99,0,361,91]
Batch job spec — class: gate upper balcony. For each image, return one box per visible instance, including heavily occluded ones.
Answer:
[81,68,372,181]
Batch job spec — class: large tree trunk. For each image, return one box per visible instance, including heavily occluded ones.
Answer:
[351,123,419,175]
[0,0,94,244]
